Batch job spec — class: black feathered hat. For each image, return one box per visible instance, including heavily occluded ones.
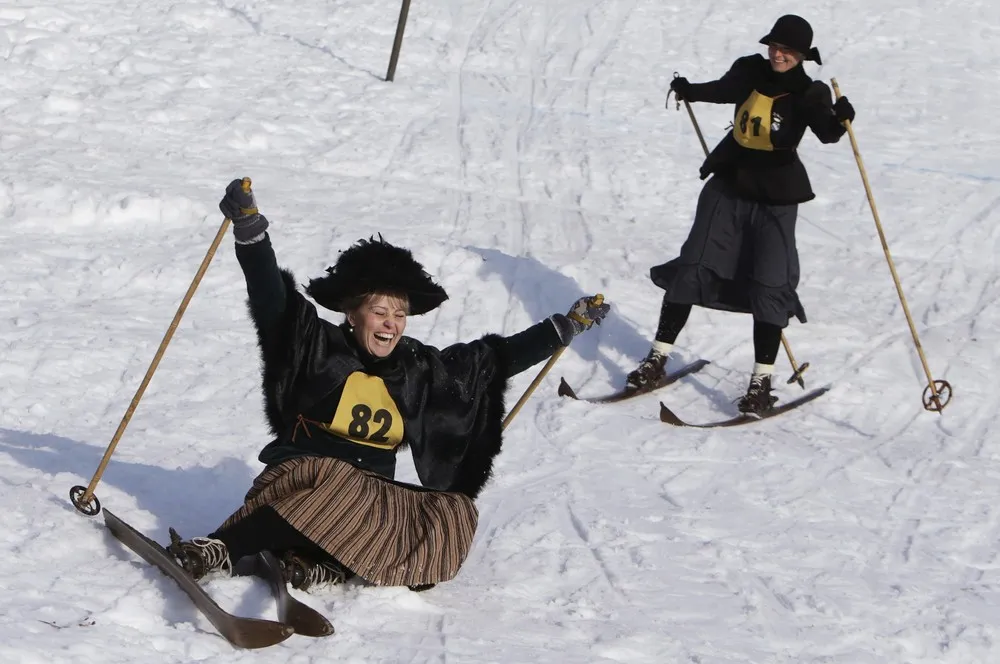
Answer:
[305,236,448,316]
[759,14,822,65]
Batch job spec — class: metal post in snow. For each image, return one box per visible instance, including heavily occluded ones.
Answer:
[386,0,412,82]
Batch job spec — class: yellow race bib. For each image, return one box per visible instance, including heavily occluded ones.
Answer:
[323,372,404,449]
[732,90,787,151]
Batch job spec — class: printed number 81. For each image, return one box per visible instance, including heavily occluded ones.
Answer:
[739,110,762,137]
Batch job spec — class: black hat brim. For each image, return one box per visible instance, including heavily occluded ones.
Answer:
[759,35,822,65]
[305,237,448,316]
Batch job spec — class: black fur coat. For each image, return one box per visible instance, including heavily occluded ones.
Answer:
[251,269,509,501]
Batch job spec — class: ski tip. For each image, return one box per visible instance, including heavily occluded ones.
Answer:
[557,377,578,399]
[658,401,686,426]
[231,621,295,649]
[286,606,335,638]
[102,508,123,529]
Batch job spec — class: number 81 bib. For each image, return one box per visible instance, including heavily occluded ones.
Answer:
[732,90,788,151]
[327,372,404,449]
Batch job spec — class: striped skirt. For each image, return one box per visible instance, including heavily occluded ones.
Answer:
[217,457,479,587]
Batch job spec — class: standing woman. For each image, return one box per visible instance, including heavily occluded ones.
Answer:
[626,15,855,414]
[166,178,610,591]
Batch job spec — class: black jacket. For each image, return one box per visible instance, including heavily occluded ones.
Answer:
[235,235,564,499]
[684,54,846,204]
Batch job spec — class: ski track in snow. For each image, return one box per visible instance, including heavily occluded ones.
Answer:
[2,0,1000,662]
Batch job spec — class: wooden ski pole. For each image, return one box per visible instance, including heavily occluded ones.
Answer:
[669,77,809,388]
[502,347,566,431]
[502,295,603,430]
[830,79,951,412]
[70,179,246,515]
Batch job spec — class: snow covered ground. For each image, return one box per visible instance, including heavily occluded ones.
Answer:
[2,0,999,661]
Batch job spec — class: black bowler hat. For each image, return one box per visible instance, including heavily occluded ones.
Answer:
[759,15,822,65]
[305,235,448,316]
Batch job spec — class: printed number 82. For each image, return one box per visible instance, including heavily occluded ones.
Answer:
[348,404,393,443]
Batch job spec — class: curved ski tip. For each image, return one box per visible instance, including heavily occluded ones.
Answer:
[232,620,295,649]
[287,605,335,637]
[659,401,686,426]
[557,377,578,399]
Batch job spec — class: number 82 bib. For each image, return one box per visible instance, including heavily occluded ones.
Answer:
[326,372,405,449]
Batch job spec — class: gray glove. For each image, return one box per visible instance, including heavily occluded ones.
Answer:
[550,294,610,345]
[219,177,268,243]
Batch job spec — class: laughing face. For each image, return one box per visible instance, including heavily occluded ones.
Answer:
[347,293,409,358]
[767,42,803,73]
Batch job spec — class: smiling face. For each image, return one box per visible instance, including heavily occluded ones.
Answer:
[767,42,803,73]
[347,293,409,358]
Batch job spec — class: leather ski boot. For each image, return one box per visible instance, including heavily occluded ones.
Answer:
[281,552,348,592]
[167,528,232,580]
[625,349,667,390]
[737,373,779,415]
